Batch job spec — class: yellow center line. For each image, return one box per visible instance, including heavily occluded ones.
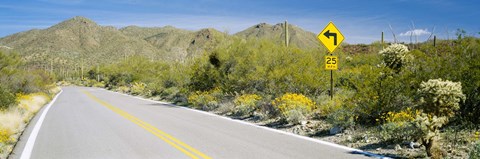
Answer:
[82,91,212,159]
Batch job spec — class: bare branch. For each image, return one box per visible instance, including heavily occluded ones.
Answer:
[427,26,436,41]
[389,23,397,43]
[411,21,418,44]
[408,25,413,44]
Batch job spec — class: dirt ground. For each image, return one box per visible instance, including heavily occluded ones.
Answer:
[232,115,477,159]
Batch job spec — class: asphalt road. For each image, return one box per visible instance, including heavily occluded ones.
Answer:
[10,86,377,159]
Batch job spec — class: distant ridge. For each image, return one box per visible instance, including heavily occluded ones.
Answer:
[0,16,320,68]
[235,22,319,49]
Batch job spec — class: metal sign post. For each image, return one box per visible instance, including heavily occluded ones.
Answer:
[317,21,344,100]
[330,55,333,100]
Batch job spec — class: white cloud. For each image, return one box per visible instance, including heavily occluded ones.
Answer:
[400,29,431,36]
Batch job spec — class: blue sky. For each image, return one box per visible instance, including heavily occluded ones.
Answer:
[0,0,478,44]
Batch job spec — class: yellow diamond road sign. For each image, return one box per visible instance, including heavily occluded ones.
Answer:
[317,21,344,53]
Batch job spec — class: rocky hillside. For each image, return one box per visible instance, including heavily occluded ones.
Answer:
[0,16,319,68]
[235,22,319,49]
[0,16,160,68]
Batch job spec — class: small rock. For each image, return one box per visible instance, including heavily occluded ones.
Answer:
[346,135,353,142]
[376,148,381,151]
[292,127,300,134]
[395,144,402,151]
[409,142,421,149]
[329,126,343,135]
[364,136,369,143]
[301,120,308,126]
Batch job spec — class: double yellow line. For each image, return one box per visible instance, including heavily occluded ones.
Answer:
[82,91,212,159]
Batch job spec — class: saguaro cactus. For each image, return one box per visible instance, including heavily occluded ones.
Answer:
[285,20,289,47]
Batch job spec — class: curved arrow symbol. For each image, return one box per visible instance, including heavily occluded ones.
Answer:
[323,30,338,45]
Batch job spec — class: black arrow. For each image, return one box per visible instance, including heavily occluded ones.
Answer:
[323,30,337,45]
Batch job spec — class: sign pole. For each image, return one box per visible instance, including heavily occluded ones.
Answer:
[317,21,343,101]
[330,53,333,100]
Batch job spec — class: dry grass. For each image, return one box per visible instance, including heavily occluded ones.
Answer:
[0,107,24,157]
[0,87,59,158]
[17,92,50,116]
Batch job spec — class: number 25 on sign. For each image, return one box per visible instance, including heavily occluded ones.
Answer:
[325,56,338,70]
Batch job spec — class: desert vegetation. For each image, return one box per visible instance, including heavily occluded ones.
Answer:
[0,51,59,158]
[1,16,479,158]
[71,31,480,158]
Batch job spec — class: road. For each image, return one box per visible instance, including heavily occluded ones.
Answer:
[10,86,377,159]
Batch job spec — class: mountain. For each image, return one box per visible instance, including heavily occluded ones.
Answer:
[0,16,160,69]
[235,22,319,49]
[119,25,180,40]
[120,26,228,60]
[0,16,320,71]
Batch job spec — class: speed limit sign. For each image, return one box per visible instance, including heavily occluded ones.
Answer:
[325,56,338,70]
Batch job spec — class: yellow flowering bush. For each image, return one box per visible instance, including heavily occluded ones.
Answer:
[16,92,50,113]
[380,108,419,124]
[378,108,419,143]
[0,129,13,143]
[188,88,221,110]
[272,93,316,124]
[233,94,262,116]
[130,82,147,95]
[92,81,106,88]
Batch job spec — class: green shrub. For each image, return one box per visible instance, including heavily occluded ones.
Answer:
[82,79,98,87]
[233,94,262,116]
[115,86,130,93]
[188,88,221,110]
[470,142,480,159]
[161,87,187,104]
[188,56,220,92]
[317,89,357,128]
[272,93,316,124]
[378,108,418,143]
[317,89,353,117]
[0,87,15,110]
[92,81,106,88]
[326,107,356,129]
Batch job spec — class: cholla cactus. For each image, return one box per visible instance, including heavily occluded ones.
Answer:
[379,43,409,72]
[414,79,465,158]
[418,79,466,118]
[413,113,448,158]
